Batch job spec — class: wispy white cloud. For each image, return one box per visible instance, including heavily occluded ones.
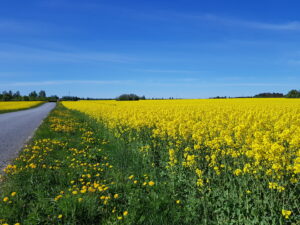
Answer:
[0,15,89,38]
[33,0,300,33]
[35,1,300,32]
[229,19,300,31]
[288,59,300,65]
[133,69,204,73]
[36,1,300,32]
[37,0,103,10]
[247,21,300,31]
[0,20,47,34]
[214,76,252,82]
[210,82,292,87]
[0,21,31,33]
[0,72,25,78]
[171,12,300,31]
[0,45,136,64]
[144,79,292,88]
[2,80,135,87]
[0,19,67,34]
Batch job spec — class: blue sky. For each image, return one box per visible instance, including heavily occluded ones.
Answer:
[1,0,300,98]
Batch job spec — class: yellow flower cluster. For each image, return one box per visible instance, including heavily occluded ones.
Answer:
[49,114,79,133]
[1,109,135,223]
[0,101,43,112]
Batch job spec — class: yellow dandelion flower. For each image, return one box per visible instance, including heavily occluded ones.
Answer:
[148,181,155,186]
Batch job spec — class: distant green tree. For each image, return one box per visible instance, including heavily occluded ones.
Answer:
[29,91,38,100]
[61,96,80,101]
[211,96,227,99]
[13,91,22,100]
[286,89,300,98]
[38,90,47,99]
[116,93,145,101]
[13,91,20,97]
[254,92,283,98]
[2,91,13,101]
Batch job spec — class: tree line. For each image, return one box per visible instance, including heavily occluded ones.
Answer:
[0,90,59,102]
[253,89,300,98]
[211,89,300,99]
[2,89,300,102]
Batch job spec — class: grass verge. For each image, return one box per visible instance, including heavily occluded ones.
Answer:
[0,104,174,225]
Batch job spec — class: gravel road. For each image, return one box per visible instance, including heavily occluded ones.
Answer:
[0,103,56,169]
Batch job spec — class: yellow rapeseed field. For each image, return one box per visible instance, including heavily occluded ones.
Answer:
[63,99,300,181]
[0,101,43,112]
[63,99,300,221]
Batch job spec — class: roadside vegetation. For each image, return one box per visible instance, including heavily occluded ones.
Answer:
[0,104,170,224]
[0,99,299,224]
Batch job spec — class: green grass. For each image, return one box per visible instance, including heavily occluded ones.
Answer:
[0,102,46,114]
[0,104,299,225]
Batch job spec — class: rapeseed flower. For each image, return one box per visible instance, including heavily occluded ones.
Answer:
[282,209,292,219]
